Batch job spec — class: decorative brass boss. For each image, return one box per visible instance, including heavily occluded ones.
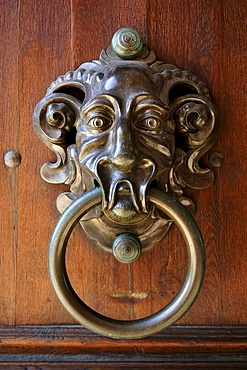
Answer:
[33,28,218,339]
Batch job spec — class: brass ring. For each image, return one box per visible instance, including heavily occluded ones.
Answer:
[48,187,205,339]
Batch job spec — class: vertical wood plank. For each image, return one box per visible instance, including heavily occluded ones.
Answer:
[70,0,149,320]
[145,0,247,325]
[0,0,19,325]
[217,0,247,324]
[128,0,223,323]
[16,0,73,324]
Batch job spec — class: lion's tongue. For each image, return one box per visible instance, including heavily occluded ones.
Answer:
[96,158,155,213]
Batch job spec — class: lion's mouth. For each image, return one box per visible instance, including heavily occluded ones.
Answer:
[103,181,147,225]
[95,158,155,224]
[108,180,139,211]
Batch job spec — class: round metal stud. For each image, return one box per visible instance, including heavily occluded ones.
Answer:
[209,152,224,167]
[111,27,143,59]
[4,149,21,168]
[112,233,142,263]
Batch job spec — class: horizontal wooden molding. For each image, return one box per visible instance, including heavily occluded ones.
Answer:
[0,325,246,368]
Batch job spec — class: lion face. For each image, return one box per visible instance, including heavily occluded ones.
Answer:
[76,64,175,229]
[34,41,217,252]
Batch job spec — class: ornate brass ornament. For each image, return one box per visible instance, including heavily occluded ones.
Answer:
[33,28,218,338]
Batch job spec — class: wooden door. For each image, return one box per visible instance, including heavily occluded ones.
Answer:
[1,0,246,367]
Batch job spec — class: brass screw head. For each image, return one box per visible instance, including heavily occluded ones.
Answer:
[112,233,142,263]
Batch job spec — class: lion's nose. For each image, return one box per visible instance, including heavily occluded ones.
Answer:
[111,154,137,172]
[111,120,138,172]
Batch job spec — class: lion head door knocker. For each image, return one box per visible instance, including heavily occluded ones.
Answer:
[33,28,218,339]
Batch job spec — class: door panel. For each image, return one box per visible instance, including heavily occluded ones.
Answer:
[0,0,246,366]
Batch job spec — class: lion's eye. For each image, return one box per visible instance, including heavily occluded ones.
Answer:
[146,118,160,129]
[137,117,161,131]
[87,116,112,130]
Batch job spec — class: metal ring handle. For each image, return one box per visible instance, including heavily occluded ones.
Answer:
[48,187,205,339]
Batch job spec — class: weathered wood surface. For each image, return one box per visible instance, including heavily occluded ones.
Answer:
[0,326,246,368]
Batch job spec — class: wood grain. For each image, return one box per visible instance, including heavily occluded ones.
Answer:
[217,0,247,324]
[146,0,247,325]
[15,0,73,324]
[0,326,246,368]
[0,0,19,325]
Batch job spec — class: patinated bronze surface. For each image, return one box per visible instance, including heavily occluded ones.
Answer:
[33,27,218,339]
[33,28,217,255]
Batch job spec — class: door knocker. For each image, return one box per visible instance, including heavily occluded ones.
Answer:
[33,28,218,339]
